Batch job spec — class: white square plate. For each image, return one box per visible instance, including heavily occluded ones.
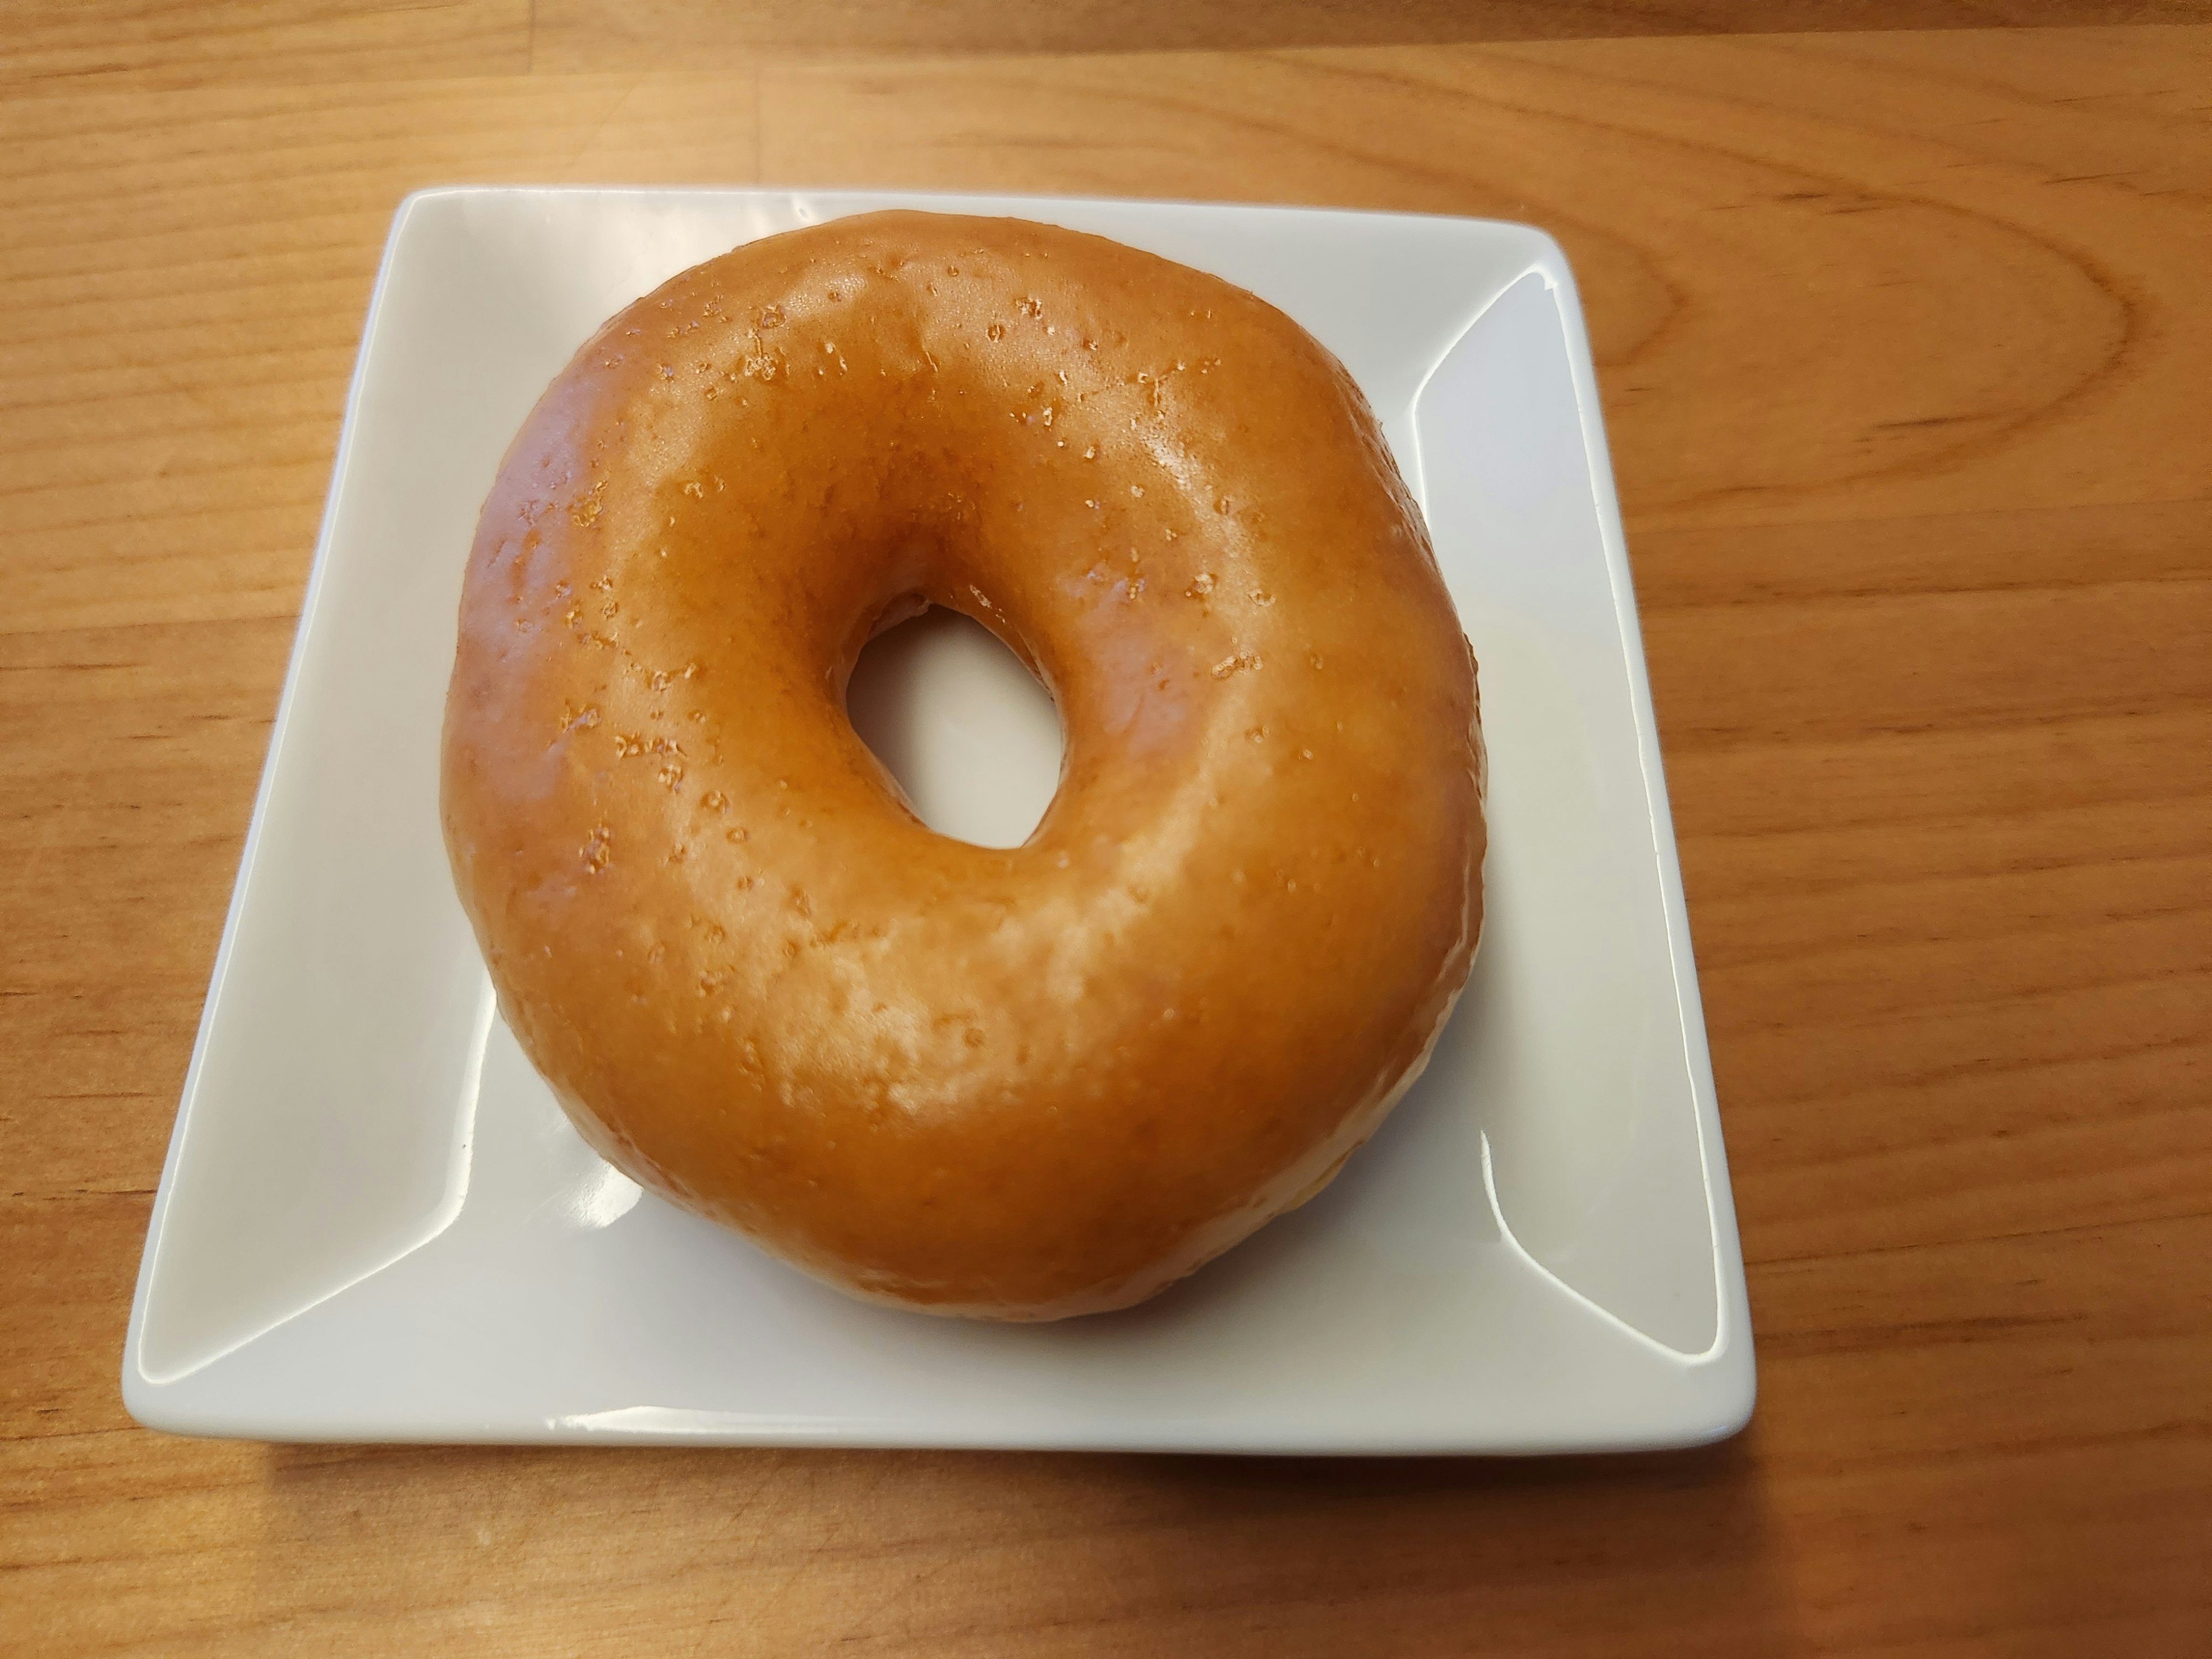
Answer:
[124,189,1753,1452]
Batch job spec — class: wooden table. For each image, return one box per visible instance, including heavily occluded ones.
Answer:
[5,4,2208,1652]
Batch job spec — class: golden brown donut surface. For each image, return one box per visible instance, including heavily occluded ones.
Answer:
[441,211,1483,1319]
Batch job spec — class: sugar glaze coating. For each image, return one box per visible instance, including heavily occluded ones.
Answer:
[442,212,1484,1318]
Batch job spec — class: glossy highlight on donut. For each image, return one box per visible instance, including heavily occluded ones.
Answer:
[441,211,1484,1319]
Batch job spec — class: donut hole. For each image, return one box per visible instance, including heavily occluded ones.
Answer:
[845,605,1064,849]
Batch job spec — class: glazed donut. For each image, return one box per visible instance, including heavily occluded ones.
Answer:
[442,211,1483,1319]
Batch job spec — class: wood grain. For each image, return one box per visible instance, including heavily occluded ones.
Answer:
[533,0,2212,64]
[2,5,2209,1654]
[0,1,532,94]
